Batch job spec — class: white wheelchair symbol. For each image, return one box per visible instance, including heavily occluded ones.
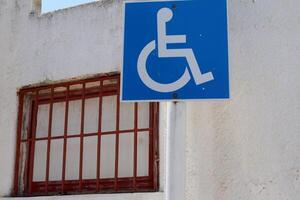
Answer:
[137,7,214,93]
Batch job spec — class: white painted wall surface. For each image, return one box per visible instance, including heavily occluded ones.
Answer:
[1,0,300,200]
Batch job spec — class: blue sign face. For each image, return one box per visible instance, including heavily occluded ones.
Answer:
[122,0,229,101]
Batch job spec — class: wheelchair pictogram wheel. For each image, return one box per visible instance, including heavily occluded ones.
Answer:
[137,40,191,93]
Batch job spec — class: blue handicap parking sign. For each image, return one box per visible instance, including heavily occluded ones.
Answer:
[122,0,229,101]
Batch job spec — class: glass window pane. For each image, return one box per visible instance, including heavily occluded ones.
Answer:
[52,102,65,137]
[100,135,115,178]
[84,98,99,134]
[137,132,149,177]
[138,103,149,129]
[33,141,47,181]
[68,100,81,135]
[49,139,63,181]
[120,102,134,130]
[101,96,117,132]
[36,104,49,138]
[66,138,80,180]
[119,133,134,178]
[83,136,97,179]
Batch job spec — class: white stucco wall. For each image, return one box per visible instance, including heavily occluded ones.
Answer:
[1,0,300,200]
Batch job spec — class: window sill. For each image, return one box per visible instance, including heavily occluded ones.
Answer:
[5,192,165,200]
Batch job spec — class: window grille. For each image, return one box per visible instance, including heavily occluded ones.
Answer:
[13,73,159,196]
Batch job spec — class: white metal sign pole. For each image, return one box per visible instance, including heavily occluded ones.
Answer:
[166,102,186,200]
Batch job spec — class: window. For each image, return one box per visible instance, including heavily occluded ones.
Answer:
[13,74,159,196]
[41,0,99,13]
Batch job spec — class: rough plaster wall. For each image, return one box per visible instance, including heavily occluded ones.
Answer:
[0,0,23,196]
[185,0,300,200]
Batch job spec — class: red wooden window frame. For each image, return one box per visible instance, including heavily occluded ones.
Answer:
[13,73,159,196]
